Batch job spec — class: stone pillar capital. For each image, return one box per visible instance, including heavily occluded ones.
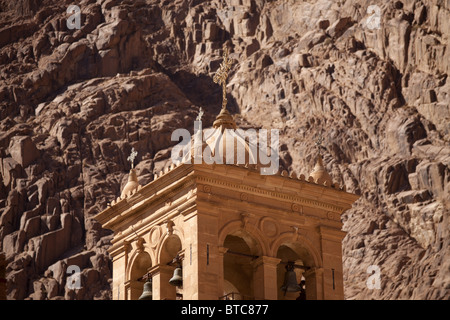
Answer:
[218,246,229,255]
[148,263,174,275]
[252,256,281,268]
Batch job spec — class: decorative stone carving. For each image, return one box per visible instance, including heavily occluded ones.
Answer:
[291,203,303,214]
[149,226,162,248]
[291,226,301,241]
[165,219,174,235]
[136,237,145,252]
[259,217,278,238]
[327,211,341,222]
[240,212,251,229]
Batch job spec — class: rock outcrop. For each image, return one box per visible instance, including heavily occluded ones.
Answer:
[0,0,448,299]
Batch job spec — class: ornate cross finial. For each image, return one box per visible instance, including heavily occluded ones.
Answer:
[213,46,233,110]
[127,147,138,169]
[315,133,324,155]
[196,107,204,121]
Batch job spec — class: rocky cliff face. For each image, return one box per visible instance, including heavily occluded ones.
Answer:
[0,0,448,299]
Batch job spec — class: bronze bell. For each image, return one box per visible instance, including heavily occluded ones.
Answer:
[169,264,183,287]
[281,263,301,293]
[139,278,153,300]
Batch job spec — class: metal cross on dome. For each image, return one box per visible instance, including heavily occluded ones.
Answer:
[315,133,324,155]
[213,46,233,110]
[127,147,138,169]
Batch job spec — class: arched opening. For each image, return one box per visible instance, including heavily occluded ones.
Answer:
[223,280,242,300]
[158,234,183,300]
[160,235,182,264]
[276,242,315,300]
[222,230,262,300]
[129,251,152,300]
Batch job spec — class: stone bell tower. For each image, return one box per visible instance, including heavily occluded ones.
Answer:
[95,49,359,300]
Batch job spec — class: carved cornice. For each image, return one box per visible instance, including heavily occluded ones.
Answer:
[196,175,345,213]
[99,176,196,231]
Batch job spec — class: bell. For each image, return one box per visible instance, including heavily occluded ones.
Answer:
[169,265,183,287]
[281,264,301,293]
[138,278,153,300]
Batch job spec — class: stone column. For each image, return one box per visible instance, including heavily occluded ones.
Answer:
[319,226,346,300]
[127,279,146,300]
[252,256,281,300]
[181,213,199,300]
[150,264,176,300]
[195,212,222,300]
[111,249,127,300]
[303,267,324,300]
[218,246,229,299]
